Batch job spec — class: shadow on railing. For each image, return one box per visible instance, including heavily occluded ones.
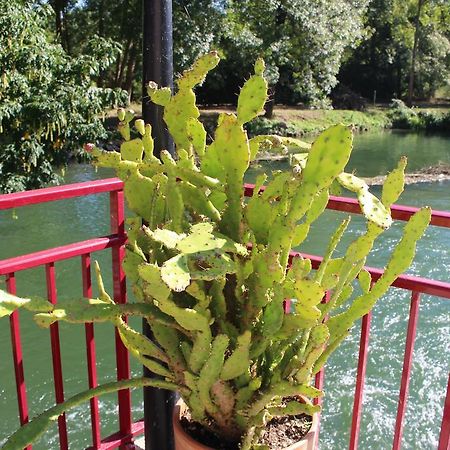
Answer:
[0,178,449,450]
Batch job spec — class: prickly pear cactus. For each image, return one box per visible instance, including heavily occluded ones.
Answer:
[0,53,431,450]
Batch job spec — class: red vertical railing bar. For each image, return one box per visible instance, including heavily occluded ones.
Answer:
[110,190,132,440]
[82,254,102,448]
[392,291,421,450]
[313,291,331,450]
[349,312,372,450]
[6,273,32,450]
[313,367,325,450]
[438,374,450,450]
[45,263,69,450]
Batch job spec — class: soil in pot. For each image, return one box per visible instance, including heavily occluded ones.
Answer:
[179,409,313,450]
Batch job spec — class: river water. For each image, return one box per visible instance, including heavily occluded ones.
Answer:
[0,130,449,449]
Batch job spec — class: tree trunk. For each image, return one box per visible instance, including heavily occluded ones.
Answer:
[62,9,71,54]
[396,62,402,99]
[264,85,276,119]
[98,0,105,36]
[117,37,132,87]
[53,0,63,39]
[114,0,130,85]
[123,41,138,95]
[407,0,425,106]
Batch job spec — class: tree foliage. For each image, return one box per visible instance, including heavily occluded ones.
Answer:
[221,0,371,106]
[0,1,127,193]
[64,0,224,96]
[1,0,449,192]
[339,0,450,100]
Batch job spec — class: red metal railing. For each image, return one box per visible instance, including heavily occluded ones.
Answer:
[0,179,140,450]
[1,178,449,450]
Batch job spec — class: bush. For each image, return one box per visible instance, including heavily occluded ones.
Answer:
[0,2,127,193]
[388,99,420,129]
[388,99,450,132]
[246,117,299,137]
[331,85,367,111]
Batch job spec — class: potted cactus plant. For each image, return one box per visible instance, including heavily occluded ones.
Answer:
[0,52,431,450]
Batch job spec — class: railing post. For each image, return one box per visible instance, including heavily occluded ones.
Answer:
[438,374,450,450]
[6,273,31,450]
[46,262,69,450]
[349,312,372,450]
[142,2,176,450]
[81,253,102,448]
[110,190,132,447]
[392,291,421,450]
[313,290,331,449]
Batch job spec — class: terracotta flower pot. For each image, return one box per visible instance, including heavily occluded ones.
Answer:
[173,399,318,450]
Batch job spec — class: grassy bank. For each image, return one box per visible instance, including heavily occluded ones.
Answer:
[200,104,450,138]
[246,108,391,136]
[117,103,450,138]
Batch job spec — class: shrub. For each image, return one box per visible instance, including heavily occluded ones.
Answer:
[0,2,127,193]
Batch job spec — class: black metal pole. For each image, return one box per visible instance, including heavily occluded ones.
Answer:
[142,2,176,450]
[142,0,175,158]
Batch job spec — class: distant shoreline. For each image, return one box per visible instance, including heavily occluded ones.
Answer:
[365,164,450,185]
[253,156,450,185]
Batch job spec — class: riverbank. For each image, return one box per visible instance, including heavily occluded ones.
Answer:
[199,105,450,137]
[253,152,450,184]
[253,131,450,184]
[201,107,391,136]
[115,102,450,139]
[366,163,450,185]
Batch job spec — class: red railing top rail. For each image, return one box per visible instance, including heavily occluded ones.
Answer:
[0,235,126,275]
[298,251,450,300]
[0,178,123,210]
[2,179,449,228]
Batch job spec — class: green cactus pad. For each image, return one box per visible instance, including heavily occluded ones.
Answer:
[147,84,171,106]
[122,247,146,283]
[358,269,372,293]
[221,331,251,380]
[179,181,221,222]
[138,263,171,301]
[382,157,407,207]
[123,170,157,222]
[147,228,186,249]
[0,290,53,317]
[301,125,353,194]
[190,252,237,280]
[198,334,229,415]
[186,118,207,157]
[338,172,392,229]
[120,138,144,163]
[237,59,268,125]
[177,222,247,255]
[327,207,431,345]
[92,148,121,168]
[161,254,191,292]
[178,52,220,89]
[118,122,131,141]
[268,401,320,417]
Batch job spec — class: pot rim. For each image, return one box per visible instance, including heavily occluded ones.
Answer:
[172,397,318,450]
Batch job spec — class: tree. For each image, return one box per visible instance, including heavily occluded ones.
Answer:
[219,0,370,110]
[0,1,127,193]
[413,0,450,99]
[339,0,450,102]
[64,0,224,97]
[408,0,426,105]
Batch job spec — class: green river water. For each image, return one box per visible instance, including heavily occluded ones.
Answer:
[0,130,449,449]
